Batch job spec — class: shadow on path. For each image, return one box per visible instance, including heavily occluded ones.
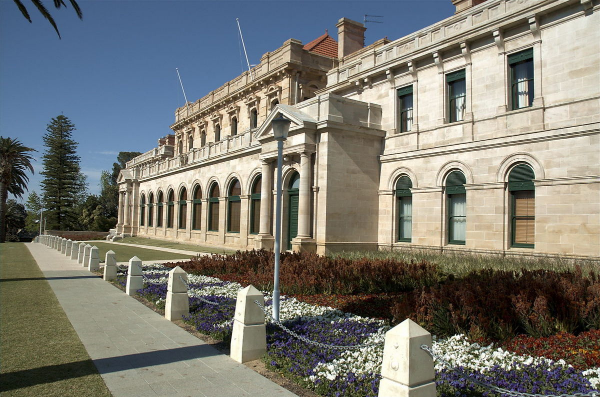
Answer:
[0,344,218,392]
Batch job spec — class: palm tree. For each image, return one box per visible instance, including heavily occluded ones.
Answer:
[0,137,36,243]
[12,0,83,39]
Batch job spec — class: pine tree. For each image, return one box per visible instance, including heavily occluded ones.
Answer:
[40,115,86,230]
[24,190,43,233]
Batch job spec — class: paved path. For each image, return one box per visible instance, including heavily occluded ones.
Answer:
[97,240,206,257]
[26,242,296,397]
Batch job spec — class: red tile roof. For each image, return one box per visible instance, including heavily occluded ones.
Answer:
[303,31,338,58]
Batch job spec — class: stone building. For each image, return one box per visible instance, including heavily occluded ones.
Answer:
[118,0,600,258]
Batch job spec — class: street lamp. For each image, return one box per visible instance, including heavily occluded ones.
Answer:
[271,112,291,322]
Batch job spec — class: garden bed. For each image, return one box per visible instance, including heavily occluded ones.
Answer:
[114,250,599,396]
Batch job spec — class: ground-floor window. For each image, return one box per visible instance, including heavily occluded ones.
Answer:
[250,177,261,234]
[192,186,202,230]
[179,188,187,230]
[509,164,535,248]
[446,171,466,245]
[208,183,220,231]
[227,179,241,233]
[395,175,412,242]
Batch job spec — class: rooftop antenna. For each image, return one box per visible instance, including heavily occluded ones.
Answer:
[364,14,383,24]
[236,18,254,81]
[176,67,190,117]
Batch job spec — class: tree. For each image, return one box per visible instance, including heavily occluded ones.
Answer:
[40,115,86,231]
[24,190,44,233]
[4,199,27,241]
[96,151,140,221]
[0,136,36,243]
[13,0,82,39]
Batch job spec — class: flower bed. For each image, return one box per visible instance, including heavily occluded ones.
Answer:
[124,263,600,396]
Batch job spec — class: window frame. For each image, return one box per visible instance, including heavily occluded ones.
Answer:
[397,86,414,133]
[166,190,175,229]
[446,171,466,245]
[509,48,534,111]
[178,188,187,230]
[192,186,202,231]
[140,194,146,227]
[208,183,220,232]
[395,176,413,242]
[446,70,466,123]
[509,164,535,248]
[157,191,164,227]
[227,180,241,234]
[148,193,154,227]
[249,177,261,235]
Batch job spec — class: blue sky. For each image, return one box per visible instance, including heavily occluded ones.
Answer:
[0,0,455,199]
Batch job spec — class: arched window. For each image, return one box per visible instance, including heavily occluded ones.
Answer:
[188,135,194,150]
[250,108,258,129]
[231,117,238,136]
[208,183,220,231]
[148,192,154,227]
[509,164,535,248]
[140,194,146,227]
[157,191,164,227]
[287,172,300,250]
[192,185,202,230]
[179,188,187,230]
[167,190,175,228]
[446,171,466,245]
[215,124,221,142]
[250,177,261,234]
[227,179,241,233]
[201,130,206,147]
[395,176,412,242]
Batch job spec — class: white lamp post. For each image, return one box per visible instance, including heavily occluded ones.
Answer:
[271,113,291,322]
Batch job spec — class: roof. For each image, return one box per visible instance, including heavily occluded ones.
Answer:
[303,31,338,58]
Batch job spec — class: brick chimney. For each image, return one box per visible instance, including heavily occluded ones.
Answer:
[452,0,487,13]
[336,18,366,59]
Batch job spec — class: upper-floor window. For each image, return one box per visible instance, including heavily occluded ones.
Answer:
[215,124,221,142]
[201,130,206,147]
[231,117,238,136]
[188,135,193,150]
[271,99,279,110]
[250,108,258,129]
[447,70,466,123]
[509,48,534,110]
[397,85,413,133]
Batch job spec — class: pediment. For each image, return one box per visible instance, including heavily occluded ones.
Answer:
[254,104,317,141]
[117,169,133,184]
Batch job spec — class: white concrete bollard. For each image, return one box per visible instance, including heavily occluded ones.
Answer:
[83,244,92,267]
[103,250,117,281]
[71,242,80,260]
[66,240,72,256]
[58,238,63,252]
[125,256,143,296]
[88,246,100,272]
[61,238,67,254]
[165,266,189,321]
[378,319,436,397]
[77,243,86,264]
[230,285,266,363]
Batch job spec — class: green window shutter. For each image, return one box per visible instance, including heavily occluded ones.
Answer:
[395,175,413,197]
[508,164,535,191]
[397,85,413,97]
[446,171,466,194]
[508,48,533,65]
[446,69,465,83]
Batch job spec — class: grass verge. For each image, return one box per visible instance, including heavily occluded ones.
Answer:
[86,241,196,263]
[119,237,236,255]
[0,243,112,397]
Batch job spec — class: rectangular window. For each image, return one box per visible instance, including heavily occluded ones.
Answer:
[397,86,413,133]
[512,190,535,247]
[227,199,241,233]
[509,48,534,110]
[448,193,466,244]
[397,196,412,242]
[250,195,261,234]
[148,204,153,227]
[167,203,174,228]
[179,202,187,229]
[447,70,466,123]
[140,206,145,226]
[192,201,201,230]
[208,200,219,231]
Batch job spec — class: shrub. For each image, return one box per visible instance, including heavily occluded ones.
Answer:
[392,267,599,341]
[164,250,441,296]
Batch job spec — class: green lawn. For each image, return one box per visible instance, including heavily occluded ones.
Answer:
[85,241,196,263]
[0,243,112,397]
[118,236,236,255]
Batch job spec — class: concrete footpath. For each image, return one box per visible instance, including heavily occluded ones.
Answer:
[26,242,296,397]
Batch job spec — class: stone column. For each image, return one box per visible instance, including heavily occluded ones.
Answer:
[297,152,312,238]
[117,191,124,225]
[124,189,131,227]
[255,160,274,250]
